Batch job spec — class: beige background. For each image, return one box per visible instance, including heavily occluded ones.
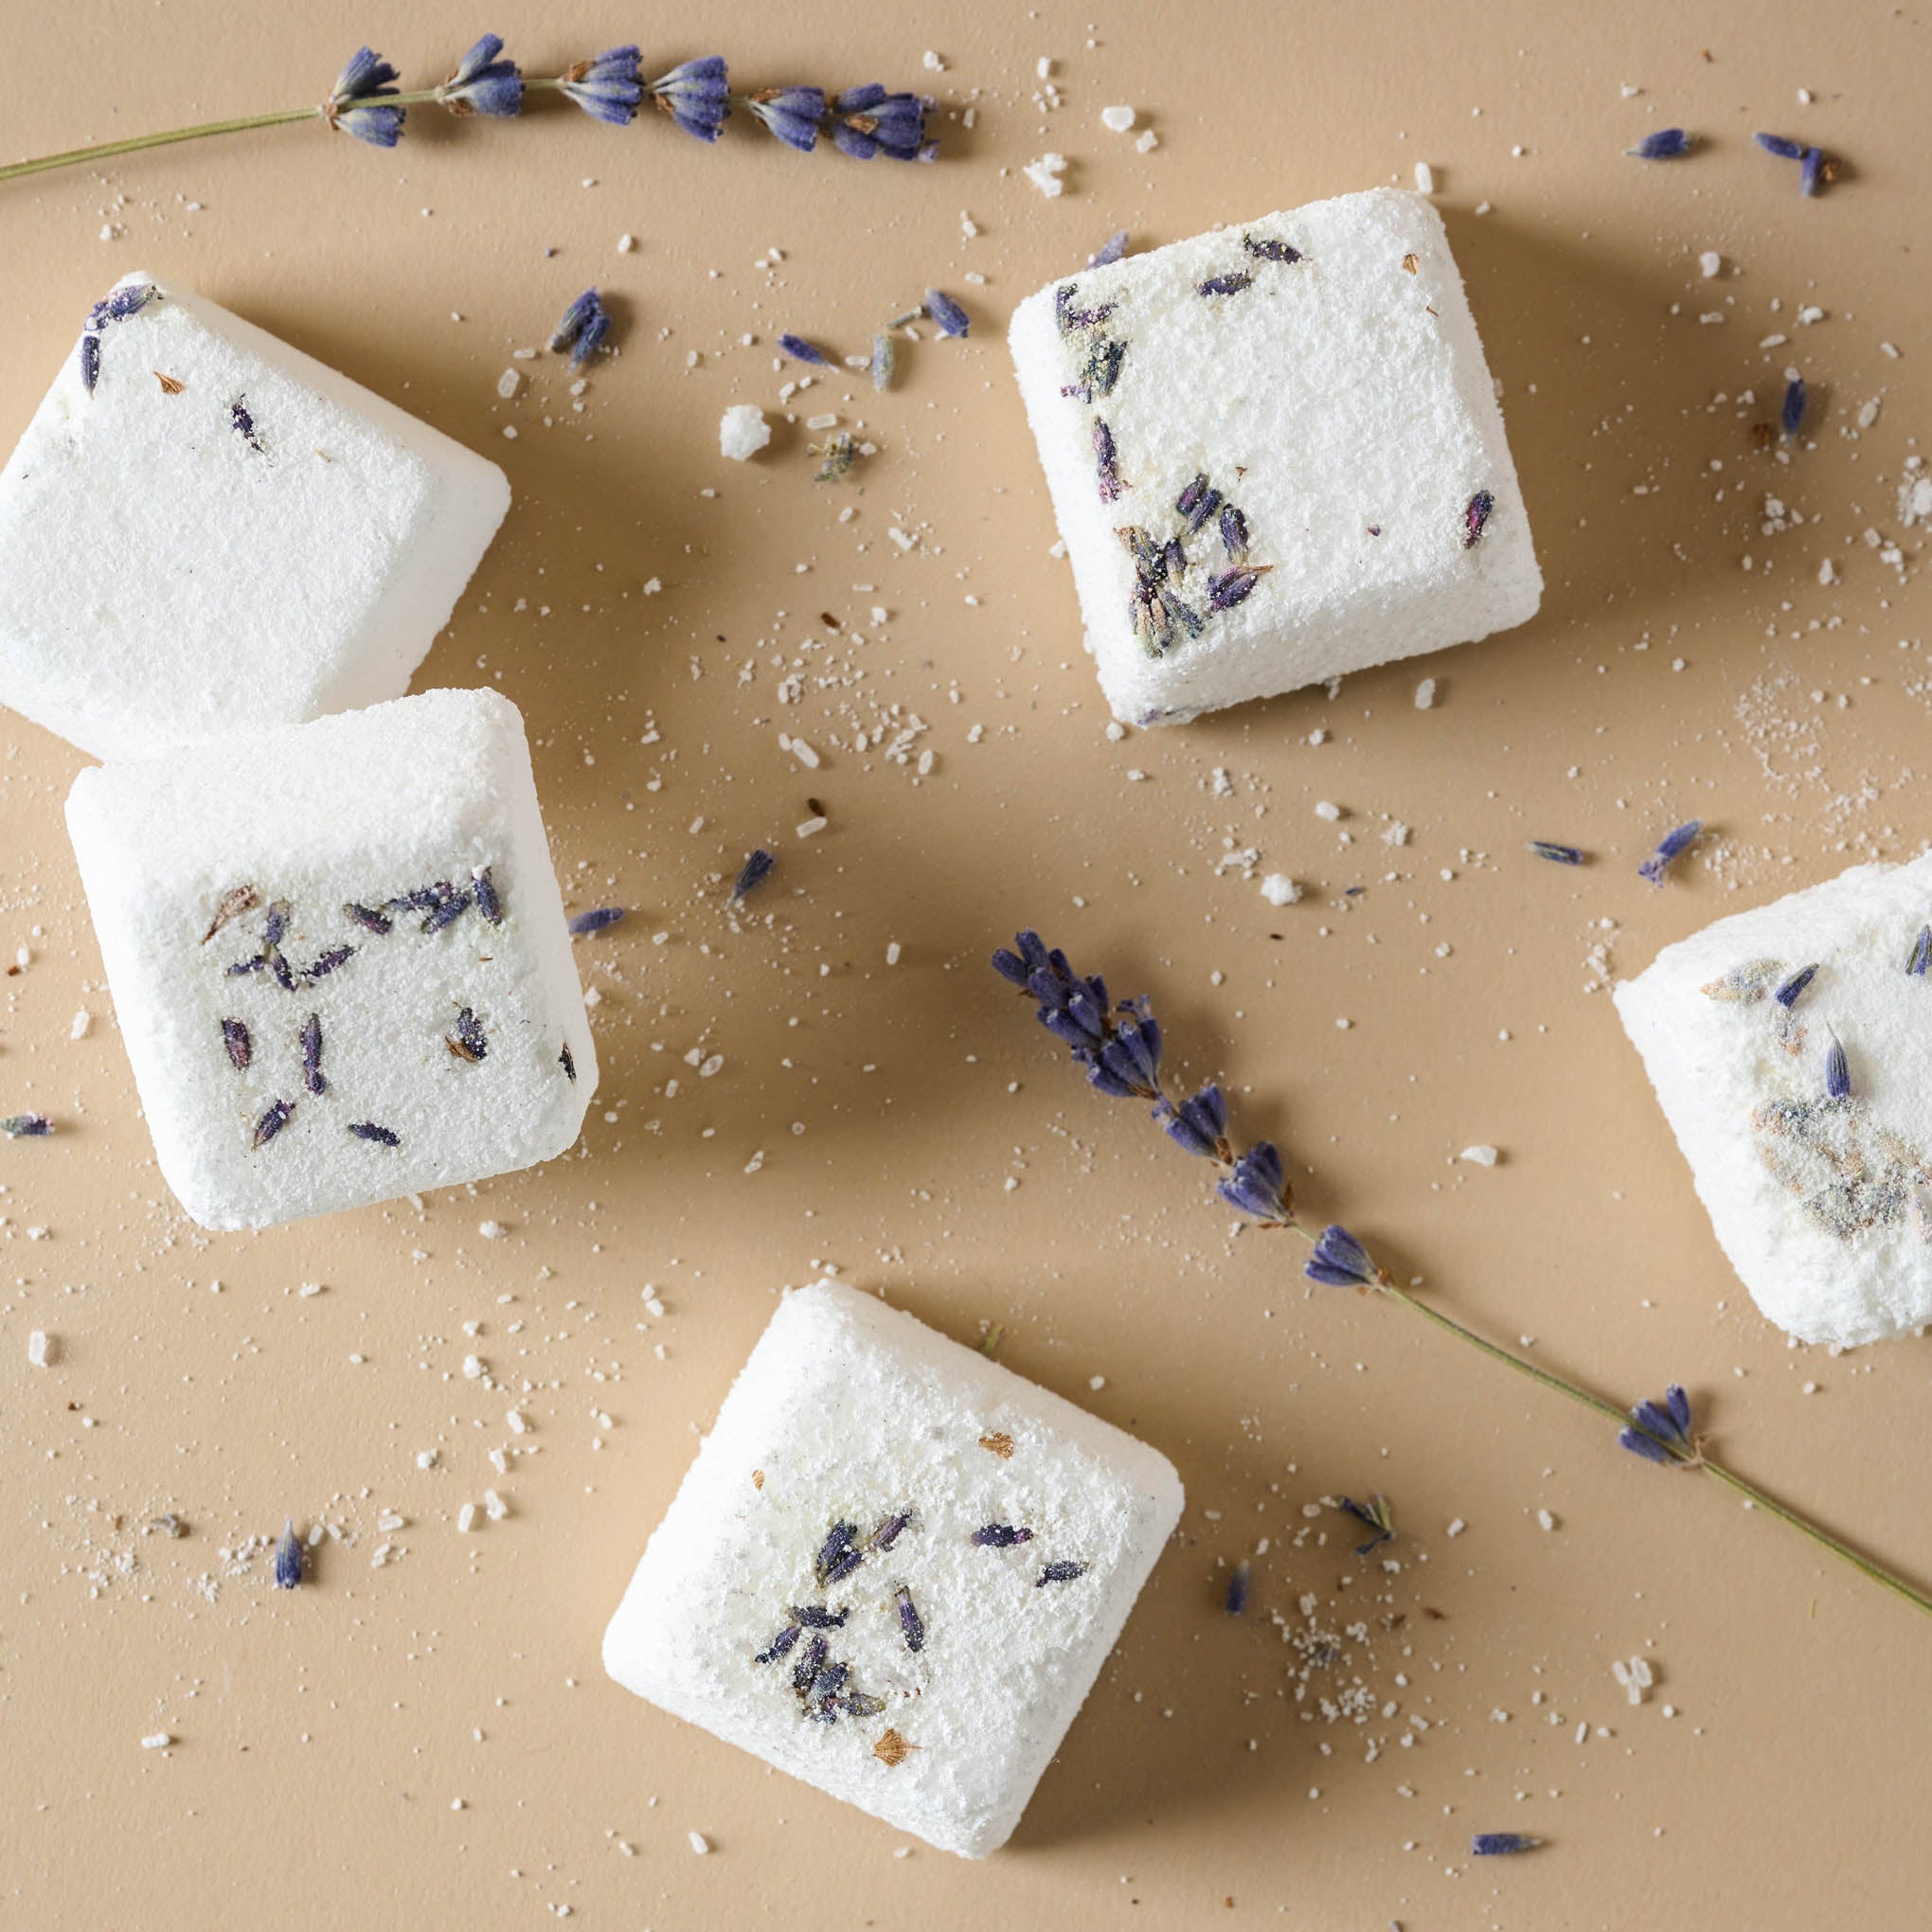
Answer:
[1,2,1928,1923]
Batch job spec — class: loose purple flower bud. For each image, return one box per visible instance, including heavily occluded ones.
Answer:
[923,288,970,338]
[1225,1559,1251,1616]
[1638,820,1701,886]
[0,1113,53,1137]
[1781,377,1806,440]
[275,1519,303,1589]
[1755,131,1807,159]
[1472,1834,1540,1856]
[568,906,626,936]
[1625,128,1690,158]
[548,289,603,355]
[778,332,832,367]
[1799,146,1828,195]
[1088,229,1129,267]
[731,849,776,905]
[1775,963,1818,1007]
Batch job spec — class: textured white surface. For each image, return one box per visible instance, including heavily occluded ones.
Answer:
[1008,188,1541,724]
[718,403,771,460]
[1615,854,1932,1345]
[0,273,510,760]
[602,1278,1184,1857]
[65,688,596,1231]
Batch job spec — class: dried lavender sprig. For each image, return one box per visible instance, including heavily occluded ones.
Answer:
[0,46,938,183]
[991,928,1932,1622]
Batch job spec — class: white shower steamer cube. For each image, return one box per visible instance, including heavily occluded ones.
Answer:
[1008,188,1540,725]
[64,688,596,1231]
[602,1278,1184,1857]
[1615,854,1932,1347]
[0,273,510,760]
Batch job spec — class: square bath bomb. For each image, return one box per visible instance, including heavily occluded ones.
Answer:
[65,687,596,1231]
[1616,855,1932,1346]
[602,1278,1184,1857]
[0,273,510,760]
[1008,188,1541,725]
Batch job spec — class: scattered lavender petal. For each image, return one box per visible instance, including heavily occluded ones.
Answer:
[568,906,627,936]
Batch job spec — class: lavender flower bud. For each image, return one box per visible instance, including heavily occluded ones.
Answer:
[441,35,524,117]
[747,85,828,153]
[1624,128,1690,158]
[275,1518,303,1589]
[1157,1083,1229,1160]
[647,55,729,141]
[560,45,644,126]
[1637,820,1701,886]
[923,289,970,338]
[1305,1223,1380,1287]
[1220,1142,1292,1225]
[325,45,406,148]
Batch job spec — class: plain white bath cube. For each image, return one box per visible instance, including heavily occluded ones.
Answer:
[602,1278,1184,1857]
[1008,188,1541,725]
[0,272,510,760]
[65,688,596,1231]
[1615,854,1932,1347]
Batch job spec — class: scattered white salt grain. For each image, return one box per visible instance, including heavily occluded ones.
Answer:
[1315,800,1343,821]
[1088,1374,1106,1391]
[297,1280,325,1298]
[1414,677,1437,708]
[618,233,637,253]
[1100,105,1136,133]
[478,1220,505,1240]
[1024,153,1068,197]
[141,1732,171,1750]
[1458,1145,1500,1167]
[418,1450,438,1469]
[689,1831,712,1855]
[27,1329,52,1367]
[1260,874,1302,907]
[458,1503,479,1532]
[796,815,829,838]
[1135,129,1158,152]
[484,1489,509,1521]
[922,50,946,71]
[886,941,902,965]
[787,737,821,770]
[1446,1517,1467,1537]
[1699,251,1722,278]
[719,403,771,461]
[497,368,522,400]
[462,1353,485,1380]
[69,1009,90,1039]
[1414,161,1437,192]
[1537,1509,1557,1530]
[506,1409,529,1434]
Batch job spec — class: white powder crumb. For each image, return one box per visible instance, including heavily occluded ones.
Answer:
[1088,1374,1106,1391]
[1315,800,1343,821]
[506,1409,529,1435]
[689,1832,712,1855]
[462,1354,485,1380]
[141,1732,171,1750]
[617,233,637,252]
[1023,153,1068,197]
[1414,677,1437,708]
[418,1450,438,1469]
[1538,1509,1557,1531]
[457,1503,479,1533]
[478,1220,505,1240]
[1036,56,1053,80]
[719,403,771,461]
[297,1280,325,1298]
[1135,129,1159,152]
[1817,558,1836,586]
[1458,1145,1500,1167]
[1699,251,1723,278]
[1260,874,1302,907]
[922,50,946,71]
[69,1010,91,1040]
[1100,104,1136,133]
[497,368,522,400]
[1414,161,1437,192]
[1382,822,1409,847]
[27,1329,53,1367]
[1446,1517,1467,1537]
[886,941,902,965]
[484,1489,509,1521]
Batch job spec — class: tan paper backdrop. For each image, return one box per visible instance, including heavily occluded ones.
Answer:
[1,2,1926,1924]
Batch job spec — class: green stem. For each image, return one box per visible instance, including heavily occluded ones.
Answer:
[1269,1221,1932,1619]
[0,91,451,184]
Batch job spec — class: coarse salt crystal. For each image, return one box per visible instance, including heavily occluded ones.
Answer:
[1458,1144,1500,1166]
[1023,153,1068,197]
[1414,161,1436,192]
[458,1502,479,1532]
[1415,678,1437,709]
[27,1329,52,1367]
[1100,105,1136,133]
[1260,874,1301,907]
[497,368,522,400]
[689,1832,711,1854]
[719,403,771,462]
[1698,252,1722,278]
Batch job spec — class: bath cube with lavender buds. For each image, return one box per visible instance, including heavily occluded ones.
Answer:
[1008,188,1541,725]
[64,689,595,1230]
[602,1277,1183,1857]
[0,273,509,760]
[1615,853,1932,1346]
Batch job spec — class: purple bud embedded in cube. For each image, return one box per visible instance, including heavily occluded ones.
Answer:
[971,1524,1033,1547]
